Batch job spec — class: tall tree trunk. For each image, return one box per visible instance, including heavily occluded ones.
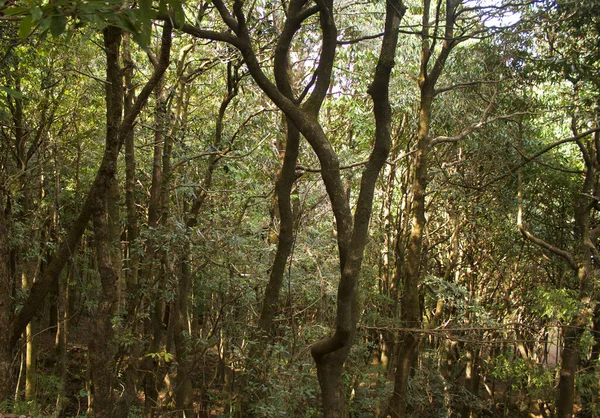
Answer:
[88,204,120,416]
[311,2,405,414]
[87,25,123,417]
[113,32,141,418]
[0,192,12,403]
[180,0,403,413]
[388,1,457,414]
[557,322,582,418]
[142,78,168,417]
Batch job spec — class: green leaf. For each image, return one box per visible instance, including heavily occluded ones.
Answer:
[2,6,28,16]
[18,15,33,40]
[31,6,42,21]
[137,0,153,47]
[50,14,67,37]
[158,0,168,15]
[0,87,26,99]
[139,0,152,21]
[169,0,186,27]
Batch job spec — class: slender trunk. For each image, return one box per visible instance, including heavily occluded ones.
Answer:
[123,32,139,304]
[256,118,299,344]
[388,0,458,412]
[171,58,233,416]
[557,324,581,418]
[388,92,432,417]
[242,117,299,414]
[172,259,194,417]
[462,345,480,418]
[0,193,12,403]
[54,265,69,417]
[113,32,141,418]
[142,79,167,416]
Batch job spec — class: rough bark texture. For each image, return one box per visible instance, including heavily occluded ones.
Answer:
[88,206,120,416]
[141,78,168,416]
[256,119,299,337]
[310,0,405,414]
[86,25,123,417]
[556,323,581,418]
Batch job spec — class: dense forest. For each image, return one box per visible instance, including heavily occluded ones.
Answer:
[1,0,599,416]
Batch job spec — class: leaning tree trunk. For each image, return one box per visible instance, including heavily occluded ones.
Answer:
[177,0,404,413]
[242,8,301,410]
[311,1,405,414]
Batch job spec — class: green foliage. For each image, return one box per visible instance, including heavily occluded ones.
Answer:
[491,354,556,403]
[533,288,579,322]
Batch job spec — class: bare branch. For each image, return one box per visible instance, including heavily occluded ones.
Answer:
[435,79,499,95]
[337,32,384,45]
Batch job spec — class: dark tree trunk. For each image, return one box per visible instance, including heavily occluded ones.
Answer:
[0,193,12,403]
[311,1,405,414]
[557,323,582,418]
[142,79,168,416]
[180,0,404,413]
[86,25,123,417]
[88,205,120,416]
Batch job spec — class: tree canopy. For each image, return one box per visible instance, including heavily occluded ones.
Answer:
[1,0,600,417]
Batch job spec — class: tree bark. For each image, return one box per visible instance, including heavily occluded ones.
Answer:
[86,25,123,417]
[180,0,404,412]
[0,192,12,403]
[311,1,405,414]
[88,204,120,417]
